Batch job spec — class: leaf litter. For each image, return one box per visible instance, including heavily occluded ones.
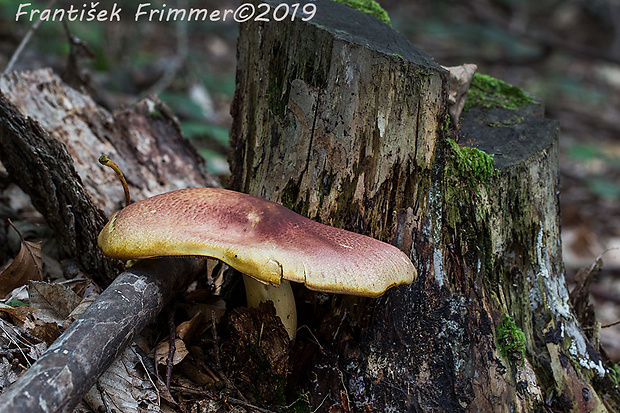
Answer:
[0,220,43,297]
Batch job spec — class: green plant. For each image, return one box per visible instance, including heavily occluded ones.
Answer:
[609,364,620,386]
[446,138,495,182]
[331,0,391,25]
[464,73,538,112]
[496,314,526,366]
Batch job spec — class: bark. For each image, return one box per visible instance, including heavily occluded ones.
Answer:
[0,69,219,411]
[230,1,620,411]
[0,258,206,413]
[0,69,218,284]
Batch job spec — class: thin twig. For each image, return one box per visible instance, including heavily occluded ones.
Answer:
[212,310,223,372]
[296,324,324,351]
[136,0,188,99]
[170,386,279,413]
[3,0,58,75]
[601,320,620,328]
[166,306,176,389]
[211,310,248,403]
[0,320,33,367]
[131,345,161,406]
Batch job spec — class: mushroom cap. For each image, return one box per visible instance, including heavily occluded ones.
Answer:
[98,188,416,297]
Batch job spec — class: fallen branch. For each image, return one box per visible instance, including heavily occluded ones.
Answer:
[0,257,207,413]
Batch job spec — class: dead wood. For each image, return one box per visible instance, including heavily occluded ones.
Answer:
[0,68,220,411]
[0,257,207,413]
[0,69,218,284]
[570,257,603,332]
[230,0,620,411]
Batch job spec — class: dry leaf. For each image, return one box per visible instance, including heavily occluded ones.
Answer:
[25,319,61,344]
[442,63,478,123]
[177,358,216,386]
[0,239,42,297]
[66,293,97,321]
[28,281,82,323]
[0,302,33,324]
[84,345,163,413]
[175,312,204,342]
[154,338,188,366]
[185,297,226,326]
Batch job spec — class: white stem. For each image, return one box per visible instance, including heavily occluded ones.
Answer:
[242,275,297,340]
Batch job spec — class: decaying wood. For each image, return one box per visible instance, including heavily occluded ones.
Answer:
[231,0,620,411]
[570,257,602,332]
[0,69,220,411]
[0,69,218,283]
[230,0,445,240]
[0,258,207,413]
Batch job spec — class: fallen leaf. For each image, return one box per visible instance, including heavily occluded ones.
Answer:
[176,312,203,342]
[154,338,188,366]
[0,221,43,297]
[25,319,61,344]
[177,357,216,386]
[184,297,226,326]
[66,293,97,321]
[28,281,82,324]
[0,302,32,324]
[84,344,161,413]
[0,302,62,344]
[442,63,478,123]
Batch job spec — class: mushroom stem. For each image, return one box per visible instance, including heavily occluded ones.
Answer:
[242,275,297,340]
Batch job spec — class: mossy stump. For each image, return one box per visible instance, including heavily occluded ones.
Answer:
[229,0,620,411]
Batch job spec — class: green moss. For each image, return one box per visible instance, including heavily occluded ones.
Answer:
[443,138,495,230]
[332,0,391,25]
[609,364,620,386]
[496,314,527,366]
[464,73,538,112]
[444,114,452,132]
[392,54,409,71]
[147,106,163,119]
[446,138,495,182]
[268,84,283,117]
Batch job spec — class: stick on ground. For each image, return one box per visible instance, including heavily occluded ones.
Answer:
[0,257,206,413]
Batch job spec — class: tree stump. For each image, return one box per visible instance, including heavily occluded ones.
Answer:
[230,0,620,411]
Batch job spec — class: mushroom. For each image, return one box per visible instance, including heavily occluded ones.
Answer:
[97,188,416,339]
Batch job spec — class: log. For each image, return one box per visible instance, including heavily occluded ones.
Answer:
[0,70,218,410]
[0,69,218,284]
[230,1,620,411]
[0,258,206,413]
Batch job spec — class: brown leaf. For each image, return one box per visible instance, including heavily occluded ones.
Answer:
[154,338,188,366]
[25,319,62,344]
[0,303,61,344]
[176,312,203,342]
[0,302,32,324]
[0,239,43,297]
[28,281,82,323]
[184,297,226,326]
